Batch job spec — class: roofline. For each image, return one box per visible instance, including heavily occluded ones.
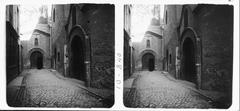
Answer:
[145,31,162,39]
[33,29,50,36]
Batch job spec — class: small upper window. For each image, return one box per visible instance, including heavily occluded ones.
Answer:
[34,38,38,46]
[54,48,57,62]
[169,54,172,64]
[146,40,150,48]
[165,11,168,24]
[58,52,60,62]
[72,6,76,25]
[184,10,188,27]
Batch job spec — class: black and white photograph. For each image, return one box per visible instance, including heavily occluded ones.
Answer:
[6,4,115,107]
[0,0,239,110]
[124,4,234,108]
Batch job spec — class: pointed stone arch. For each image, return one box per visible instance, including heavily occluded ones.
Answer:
[68,25,91,86]
[139,50,157,71]
[180,27,201,88]
[28,48,46,68]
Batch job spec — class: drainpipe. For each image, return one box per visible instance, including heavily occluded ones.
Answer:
[196,36,202,89]
[85,61,90,87]
[85,35,91,87]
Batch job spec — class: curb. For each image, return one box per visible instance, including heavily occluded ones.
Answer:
[48,69,106,100]
[161,72,214,103]
[10,72,29,106]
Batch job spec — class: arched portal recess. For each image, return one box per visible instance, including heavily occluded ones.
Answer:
[30,51,43,69]
[142,53,155,71]
[70,35,86,82]
[181,37,197,84]
[68,25,91,85]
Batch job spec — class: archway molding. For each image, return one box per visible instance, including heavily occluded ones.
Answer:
[139,50,157,71]
[68,25,91,87]
[28,48,45,69]
[180,27,201,88]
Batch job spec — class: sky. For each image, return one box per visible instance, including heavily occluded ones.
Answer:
[160,5,164,19]
[19,5,51,40]
[131,5,164,42]
[131,5,154,42]
[19,4,164,41]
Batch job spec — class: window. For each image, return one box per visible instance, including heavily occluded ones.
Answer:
[34,38,38,46]
[146,40,150,48]
[184,10,188,27]
[166,49,169,71]
[169,54,172,64]
[165,11,168,24]
[53,9,55,22]
[9,5,13,24]
[54,48,57,63]
[58,52,60,62]
[72,6,76,25]
[128,8,131,15]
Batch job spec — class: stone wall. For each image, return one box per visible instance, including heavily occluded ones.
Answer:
[66,4,115,89]
[163,5,182,78]
[51,5,70,76]
[196,5,233,92]
[124,5,132,80]
[6,5,20,83]
[124,30,131,80]
[86,5,115,89]
[163,5,233,94]
[6,5,20,33]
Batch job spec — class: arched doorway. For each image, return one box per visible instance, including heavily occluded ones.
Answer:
[30,51,43,69]
[70,36,86,81]
[182,38,196,83]
[68,26,91,86]
[142,53,155,71]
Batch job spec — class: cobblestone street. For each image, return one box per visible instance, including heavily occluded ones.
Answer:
[124,71,212,108]
[7,69,105,107]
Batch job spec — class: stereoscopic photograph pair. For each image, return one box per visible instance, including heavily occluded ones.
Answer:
[6,3,233,109]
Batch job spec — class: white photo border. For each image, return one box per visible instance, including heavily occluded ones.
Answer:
[0,0,238,110]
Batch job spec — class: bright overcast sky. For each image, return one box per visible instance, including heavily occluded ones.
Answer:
[131,5,164,42]
[19,5,163,41]
[19,5,51,40]
[131,5,154,42]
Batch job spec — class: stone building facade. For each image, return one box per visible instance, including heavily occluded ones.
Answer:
[124,5,133,80]
[162,5,233,106]
[6,5,21,83]
[133,18,164,71]
[21,15,51,69]
[162,5,182,78]
[51,4,114,89]
[50,5,70,76]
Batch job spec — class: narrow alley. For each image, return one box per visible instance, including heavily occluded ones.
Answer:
[6,4,115,107]
[124,71,212,108]
[7,69,110,107]
[124,4,233,108]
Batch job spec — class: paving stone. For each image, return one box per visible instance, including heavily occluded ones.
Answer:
[8,69,104,107]
[124,71,212,108]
